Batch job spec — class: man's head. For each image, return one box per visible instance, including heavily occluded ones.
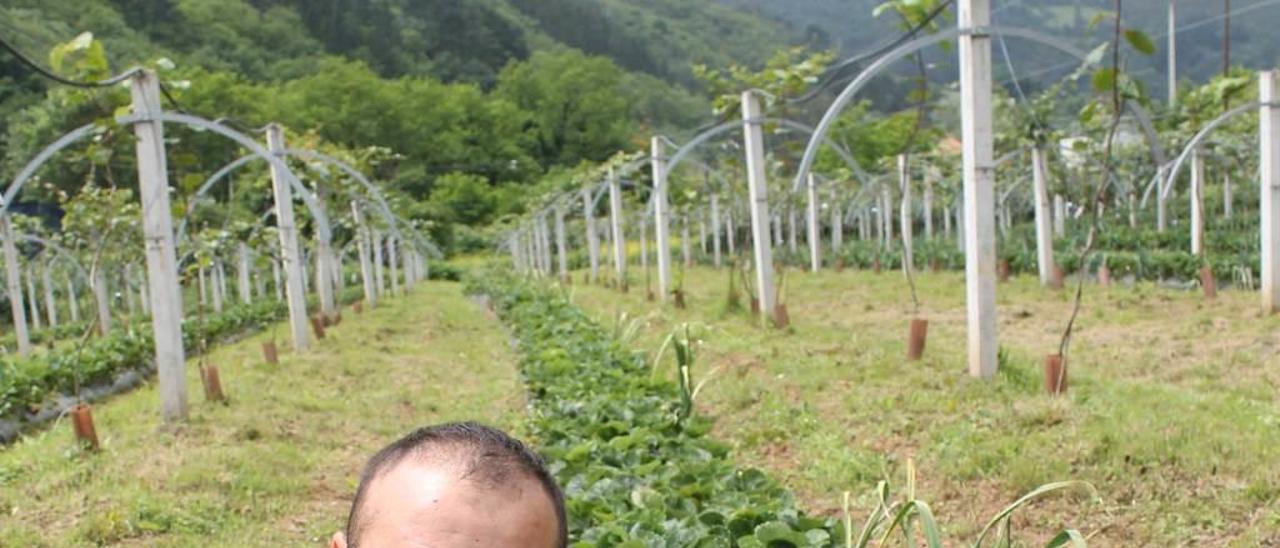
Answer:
[332,422,567,548]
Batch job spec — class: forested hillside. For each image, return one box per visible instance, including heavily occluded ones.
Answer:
[0,0,803,247]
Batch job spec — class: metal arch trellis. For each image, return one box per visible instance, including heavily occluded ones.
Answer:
[14,234,90,281]
[172,148,439,262]
[0,116,328,239]
[1160,101,1280,202]
[658,117,873,192]
[794,25,1169,196]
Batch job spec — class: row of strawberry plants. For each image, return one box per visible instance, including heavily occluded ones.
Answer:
[467,268,838,546]
[469,268,1097,547]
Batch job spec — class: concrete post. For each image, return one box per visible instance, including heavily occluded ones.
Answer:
[388,236,400,296]
[266,124,310,351]
[899,155,915,275]
[652,137,673,301]
[315,236,335,317]
[710,192,722,267]
[131,75,188,419]
[1259,70,1279,313]
[1053,194,1067,236]
[943,200,952,239]
[373,229,387,296]
[1032,147,1056,286]
[701,213,711,257]
[91,261,111,334]
[554,202,568,282]
[352,203,377,308]
[198,266,208,307]
[807,174,820,271]
[787,204,798,254]
[272,256,283,301]
[2,217,30,356]
[741,91,777,320]
[581,187,601,283]
[923,170,935,239]
[41,262,57,328]
[237,243,252,304]
[211,260,224,313]
[681,214,692,269]
[26,266,41,331]
[1157,165,1168,233]
[608,167,627,286]
[1191,148,1205,256]
[880,183,893,247]
[958,0,998,377]
[1168,0,1178,107]
[725,208,737,256]
[66,276,80,324]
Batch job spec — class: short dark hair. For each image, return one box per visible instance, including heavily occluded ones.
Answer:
[344,422,567,547]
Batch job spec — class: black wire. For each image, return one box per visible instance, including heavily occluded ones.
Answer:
[158,81,186,113]
[0,33,141,88]
[789,0,956,105]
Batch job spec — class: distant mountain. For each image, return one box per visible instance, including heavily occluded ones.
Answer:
[717,0,1280,101]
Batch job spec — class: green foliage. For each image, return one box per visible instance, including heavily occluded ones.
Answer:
[0,299,281,420]
[469,268,1094,546]
[427,173,499,226]
[694,48,834,117]
[496,51,635,168]
[469,269,838,545]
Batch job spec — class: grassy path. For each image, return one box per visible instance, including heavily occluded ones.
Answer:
[0,282,523,546]
[569,267,1280,545]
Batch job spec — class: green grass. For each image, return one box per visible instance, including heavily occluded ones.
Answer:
[566,265,1280,546]
[0,282,523,547]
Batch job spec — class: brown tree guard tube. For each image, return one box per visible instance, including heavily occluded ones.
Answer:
[673,290,686,309]
[773,303,790,329]
[309,315,326,339]
[997,260,1012,282]
[930,258,941,273]
[70,403,99,450]
[262,341,279,364]
[1050,265,1066,290]
[333,312,343,326]
[202,366,226,402]
[1200,266,1217,299]
[1098,265,1111,287]
[320,314,333,328]
[1044,354,1067,395]
[749,297,760,317]
[873,257,882,273]
[646,290,655,302]
[835,257,845,272]
[907,318,929,361]
[353,301,364,314]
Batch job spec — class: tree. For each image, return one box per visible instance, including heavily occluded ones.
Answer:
[496,51,635,169]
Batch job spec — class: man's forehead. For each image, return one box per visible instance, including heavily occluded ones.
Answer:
[358,459,559,546]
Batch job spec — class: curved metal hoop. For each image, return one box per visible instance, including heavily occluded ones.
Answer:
[1161,101,1277,201]
[177,148,437,259]
[662,117,871,191]
[794,25,1167,194]
[0,116,330,247]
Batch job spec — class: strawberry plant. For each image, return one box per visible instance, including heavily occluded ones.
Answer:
[468,268,1095,546]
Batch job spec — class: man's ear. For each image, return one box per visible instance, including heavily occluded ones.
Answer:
[330,531,348,548]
